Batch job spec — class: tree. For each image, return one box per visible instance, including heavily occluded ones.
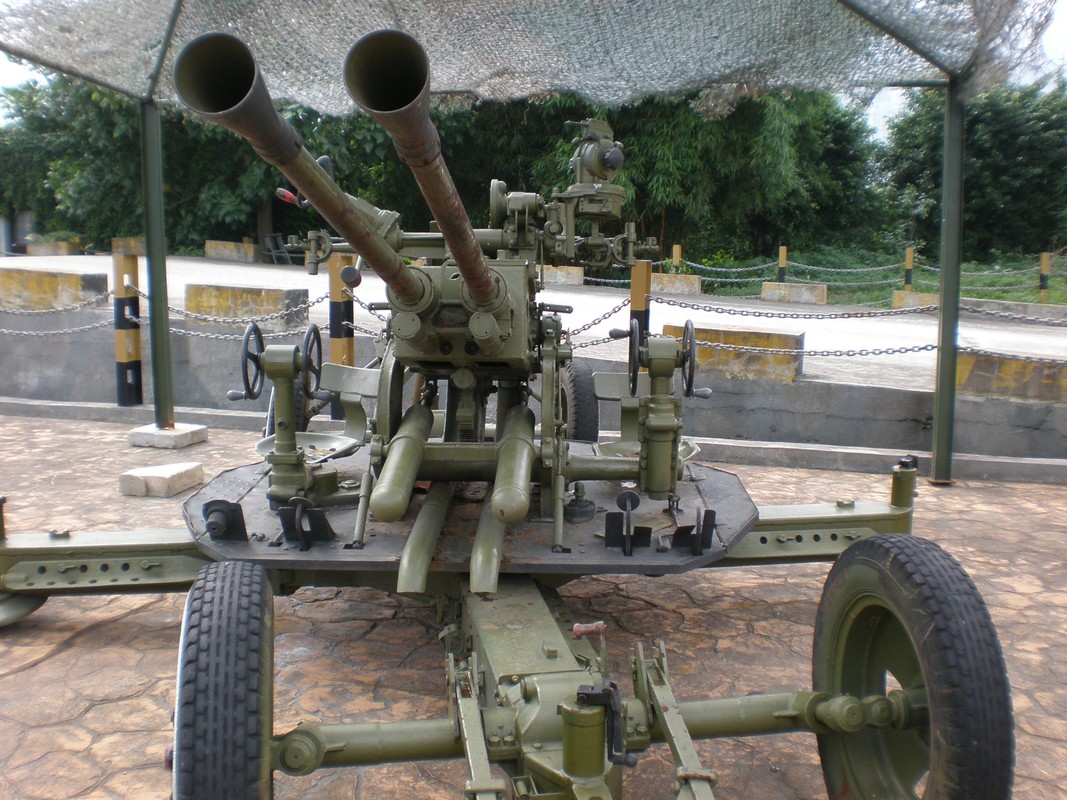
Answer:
[884,80,1067,260]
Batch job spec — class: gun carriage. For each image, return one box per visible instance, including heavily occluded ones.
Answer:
[0,28,1012,800]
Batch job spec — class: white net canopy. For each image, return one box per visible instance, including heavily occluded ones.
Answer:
[0,0,1054,112]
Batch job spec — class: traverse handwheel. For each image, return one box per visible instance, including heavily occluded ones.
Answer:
[240,322,265,400]
[680,319,696,398]
[300,323,323,397]
[628,318,641,396]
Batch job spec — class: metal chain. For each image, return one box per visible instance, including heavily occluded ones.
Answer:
[568,297,632,336]
[958,304,1067,327]
[786,276,902,287]
[0,290,113,315]
[694,339,939,358]
[650,295,939,320]
[684,259,777,274]
[787,260,903,274]
[125,312,301,340]
[698,275,763,285]
[343,288,389,322]
[583,276,631,286]
[341,320,384,337]
[959,346,1067,366]
[573,336,615,350]
[0,319,113,336]
[125,282,328,324]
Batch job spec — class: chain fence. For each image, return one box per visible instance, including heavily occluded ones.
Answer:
[2,274,1064,370]
[619,255,1056,303]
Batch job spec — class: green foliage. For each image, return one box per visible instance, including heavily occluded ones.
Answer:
[884,80,1067,261]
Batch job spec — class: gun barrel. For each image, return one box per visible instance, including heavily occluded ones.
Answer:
[174,32,428,308]
[345,30,500,308]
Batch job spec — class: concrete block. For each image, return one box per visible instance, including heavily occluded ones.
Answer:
[957,351,1066,403]
[664,324,804,382]
[761,281,827,304]
[185,284,309,328]
[204,239,260,263]
[119,462,204,497]
[111,237,145,256]
[0,268,108,310]
[651,272,702,296]
[542,265,584,285]
[892,290,939,309]
[26,241,83,256]
[128,422,209,449]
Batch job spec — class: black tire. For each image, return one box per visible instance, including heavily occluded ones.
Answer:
[813,534,1012,800]
[560,360,599,442]
[264,380,308,437]
[174,561,274,800]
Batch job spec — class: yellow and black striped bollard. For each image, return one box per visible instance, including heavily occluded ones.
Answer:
[112,253,143,406]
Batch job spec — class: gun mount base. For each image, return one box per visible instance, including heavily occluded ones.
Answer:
[181,446,759,583]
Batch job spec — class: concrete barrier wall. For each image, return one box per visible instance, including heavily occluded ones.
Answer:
[0,268,108,309]
[662,323,804,382]
[2,285,1064,461]
[761,281,828,304]
[204,240,260,263]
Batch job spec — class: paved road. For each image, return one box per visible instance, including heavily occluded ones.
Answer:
[6,254,1066,390]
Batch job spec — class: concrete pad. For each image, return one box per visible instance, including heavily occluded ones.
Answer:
[761,281,828,304]
[128,422,208,449]
[118,461,203,497]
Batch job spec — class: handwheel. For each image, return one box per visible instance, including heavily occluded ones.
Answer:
[627,318,640,396]
[679,319,695,398]
[240,322,266,400]
[173,561,274,800]
[813,534,1013,800]
[300,323,323,397]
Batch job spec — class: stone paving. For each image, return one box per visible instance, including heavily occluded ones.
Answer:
[0,413,1064,800]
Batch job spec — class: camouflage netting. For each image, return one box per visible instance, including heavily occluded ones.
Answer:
[0,0,1055,113]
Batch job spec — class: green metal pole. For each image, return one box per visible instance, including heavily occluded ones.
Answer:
[931,78,964,484]
[140,100,175,429]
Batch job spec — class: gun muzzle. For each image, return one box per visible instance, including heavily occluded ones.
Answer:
[345,30,502,309]
[174,32,430,308]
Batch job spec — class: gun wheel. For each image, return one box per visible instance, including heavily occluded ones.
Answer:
[264,381,308,437]
[813,534,1013,800]
[174,561,274,800]
[559,359,599,442]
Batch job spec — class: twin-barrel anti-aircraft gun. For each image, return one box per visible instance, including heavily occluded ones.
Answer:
[0,29,1012,800]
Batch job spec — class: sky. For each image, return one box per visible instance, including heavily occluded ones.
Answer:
[2,1,1066,119]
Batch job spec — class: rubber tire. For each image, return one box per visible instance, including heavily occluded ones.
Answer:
[264,380,309,437]
[560,360,599,442]
[813,534,1013,800]
[173,561,274,800]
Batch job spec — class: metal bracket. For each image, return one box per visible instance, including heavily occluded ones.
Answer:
[670,509,718,555]
[453,664,507,800]
[576,682,638,767]
[276,499,337,551]
[202,500,248,541]
[604,491,651,555]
